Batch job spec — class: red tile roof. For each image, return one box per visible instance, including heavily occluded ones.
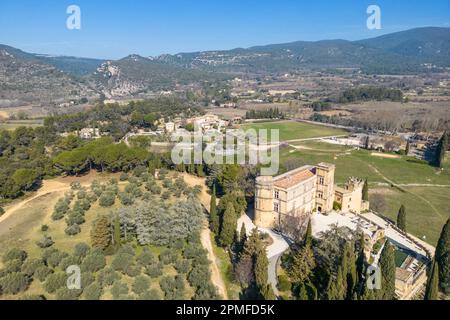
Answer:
[273,169,315,189]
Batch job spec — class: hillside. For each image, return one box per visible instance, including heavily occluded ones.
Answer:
[156,27,450,74]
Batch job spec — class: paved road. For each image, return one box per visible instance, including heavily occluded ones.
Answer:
[237,214,290,296]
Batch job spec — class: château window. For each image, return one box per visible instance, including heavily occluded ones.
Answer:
[319,176,324,185]
[274,203,279,213]
[318,192,323,199]
[274,190,280,199]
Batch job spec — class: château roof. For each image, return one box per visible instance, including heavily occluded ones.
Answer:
[273,167,315,189]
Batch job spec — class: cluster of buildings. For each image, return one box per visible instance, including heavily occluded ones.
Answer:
[158,114,230,134]
[254,163,431,300]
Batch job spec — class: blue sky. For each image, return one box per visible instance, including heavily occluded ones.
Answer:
[0,0,449,59]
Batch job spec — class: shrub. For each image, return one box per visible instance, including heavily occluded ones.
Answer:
[73,243,90,259]
[86,192,98,203]
[51,210,65,221]
[70,182,81,190]
[81,249,106,273]
[83,282,103,300]
[59,256,81,271]
[20,294,46,300]
[111,252,135,275]
[4,259,23,273]
[137,288,161,300]
[44,272,67,293]
[150,184,161,195]
[0,207,4,216]
[0,272,30,294]
[111,281,129,299]
[161,191,171,200]
[159,250,177,265]
[137,248,155,266]
[55,287,82,300]
[41,224,49,232]
[47,251,68,268]
[36,235,54,248]
[2,248,27,263]
[144,263,163,278]
[119,192,134,206]
[21,259,45,276]
[277,275,291,292]
[77,190,87,200]
[65,224,81,236]
[97,267,120,287]
[34,266,53,282]
[99,192,116,207]
[66,211,86,226]
[132,275,150,295]
[133,166,147,178]
[81,272,95,289]
[120,173,129,181]
[174,259,191,274]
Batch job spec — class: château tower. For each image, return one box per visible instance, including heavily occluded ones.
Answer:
[314,162,335,214]
[254,176,275,228]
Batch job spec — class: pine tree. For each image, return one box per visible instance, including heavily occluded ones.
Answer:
[362,178,369,202]
[288,246,316,284]
[219,202,236,248]
[304,219,313,248]
[424,260,439,300]
[379,242,396,300]
[397,205,407,232]
[91,216,111,250]
[210,185,220,234]
[436,131,448,168]
[435,219,450,289]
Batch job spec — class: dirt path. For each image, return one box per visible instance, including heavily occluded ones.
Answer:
[182,174,228,300]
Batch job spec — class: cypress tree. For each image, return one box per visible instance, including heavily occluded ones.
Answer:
[345,244,357,299]
[397,205,407,232]
[362,178,369,202]
[210,185,220,234]
[91,216,111,250]
[254,245,269,291]
[239,223,247,246]
[405,141,410,155]
[298,283,309,300]
[435,219,450,288]
[113,215,121,247]
[379,242,396,300]
[262,284,276,300]
[304,219,313,248]
[424,260,439,300]
[219,202,236,248]
[436,131,448,168]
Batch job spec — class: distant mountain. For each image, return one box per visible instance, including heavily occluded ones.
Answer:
[357,27,450,67]
[34,55,105,76]
[0,45,96,106]
[156,27,450,74]
[1,27,449,105]
[91,54,227,98]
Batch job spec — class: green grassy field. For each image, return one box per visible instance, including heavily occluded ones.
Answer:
[0,119,44,131]
[241,120,347,141]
